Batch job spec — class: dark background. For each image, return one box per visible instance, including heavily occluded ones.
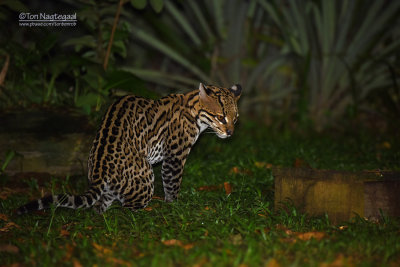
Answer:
[0,0,399,134]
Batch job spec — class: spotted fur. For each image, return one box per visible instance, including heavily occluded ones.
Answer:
[17,83,242,214]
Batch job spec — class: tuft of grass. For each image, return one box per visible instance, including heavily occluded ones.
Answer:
[1,122,399,266]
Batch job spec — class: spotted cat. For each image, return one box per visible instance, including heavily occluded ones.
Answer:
[17,83,241,214]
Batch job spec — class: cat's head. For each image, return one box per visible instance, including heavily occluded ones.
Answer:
[198,83,241,139]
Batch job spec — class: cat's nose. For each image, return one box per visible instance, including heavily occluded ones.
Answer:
[226,129,233,136]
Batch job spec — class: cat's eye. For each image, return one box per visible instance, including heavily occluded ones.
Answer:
[216,115,225,123]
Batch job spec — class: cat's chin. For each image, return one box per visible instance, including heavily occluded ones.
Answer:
[216,132,230,139]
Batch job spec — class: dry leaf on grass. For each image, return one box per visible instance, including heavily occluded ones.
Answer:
[197,185,222,191]
[0,222,21,232]
[162,239,194,250]
[224,182,233,195]
[73,259,83,267]
[275,224,293,235]
[0,213,9,221]
[254,162,274,169]
[204,206,216,212]
[60,229,70,237]
[92,242,132,266]
[0,244,19,254]
[296,231,325,241]
[197,183,232,195]
[92,242,112,256]
[229,166,253,176]
[293,158,312,168]
[0,187,29,200]
[230,234,243,245]
[266,258,281,267]
[381,141,391,149]
[319,253,355,267]
[61,243,76,261]
[106,257,132,266]
[275,225,327,243]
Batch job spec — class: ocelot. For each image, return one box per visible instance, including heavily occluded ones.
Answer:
[17,83,241,214]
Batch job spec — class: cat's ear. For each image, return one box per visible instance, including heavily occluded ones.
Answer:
[229,84,242,99]
[199,83,212,99]
[199,83,214,106]
[199,83,213,97]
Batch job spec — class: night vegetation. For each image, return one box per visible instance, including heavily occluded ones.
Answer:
[0,0,399,266]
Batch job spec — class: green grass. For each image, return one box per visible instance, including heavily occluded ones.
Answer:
[1,122,400,266]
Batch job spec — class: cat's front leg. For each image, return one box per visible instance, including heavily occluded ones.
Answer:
[161,155,187,202]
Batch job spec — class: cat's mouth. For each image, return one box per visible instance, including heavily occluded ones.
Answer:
[213,128,232,139]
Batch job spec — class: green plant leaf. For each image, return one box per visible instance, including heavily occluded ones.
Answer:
[165,1,201,46]
[131,0,147,10]
[150,0,163,13]
[75,93,99,114]
[1,150,15,173]
[63,35,97,52]
[132,27,210,82]
[121,67,199,90]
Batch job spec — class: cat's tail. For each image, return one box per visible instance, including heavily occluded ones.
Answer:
[15,187,101,215]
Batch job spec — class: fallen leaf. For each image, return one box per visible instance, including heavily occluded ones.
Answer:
[0,244,19,254]
[230,166,240,174]
[230,234,243,245]
[60,229,70,237]
[162,239,194,250]
[203,230,209,237]
[0,222,21,232]
[254,162,274,169]
[197,185,222,191]
[152,196,163,200]
[229,167,253,176]
[224,249,233,255]
[92,242,132,266]
[296,231,325,241]
[254,227,270,235]
[204,206,215,212]
[280,237,297,244]
[107,257,132,266]
[0,187,29,200]
[75,233,84,239]
[224,182,233,195]
[0,213,8,221]
[293,158,312,168]
[144,207,153,211]
[62,243,75,261]
[319,253,354,267]
[92,242,112,256]
[162,239,182,246]
[193,257,209,267]
[266,258,281,267]
[73,259,83,267]
[382,141,391,149]
[275,224,293,235]
[279,229,327,244]
[182,243,195,250]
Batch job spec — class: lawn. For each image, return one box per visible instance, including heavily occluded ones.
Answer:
[1,122,400,266]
